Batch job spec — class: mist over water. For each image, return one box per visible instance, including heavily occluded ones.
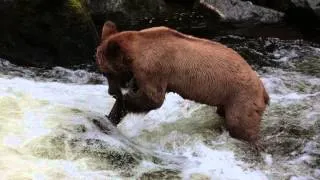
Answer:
[0,37,319,180]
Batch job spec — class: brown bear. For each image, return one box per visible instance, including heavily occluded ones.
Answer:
[96,21,269,149]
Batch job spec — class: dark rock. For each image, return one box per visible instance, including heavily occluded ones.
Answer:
[87,0,208,36]
[138,169,182,180]
[197,0,284,24]
[88,0,320,43]
[1,0,320,68]
[88,0,301,42]
[0,0,98,68]
[214,35,320,71]
[246,0,291,12]
[214,35,281,69]
[248,0,320,23]
[194,0,304,41]
[246,0,320,42]
[248,0,320,18]
[87,0,167,30]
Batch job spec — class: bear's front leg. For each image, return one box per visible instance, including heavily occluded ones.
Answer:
[107,98,127,125]
[123,84,166,113]
[107,78,137,125]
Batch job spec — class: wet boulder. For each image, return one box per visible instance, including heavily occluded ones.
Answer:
[248,0,320,19]
[87,0,208,35]
[197,0,285,24]
[246,0,320,41]
[87,0,167,30]
[194,0,298,39]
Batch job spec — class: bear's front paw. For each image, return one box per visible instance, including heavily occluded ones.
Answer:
[106,108,127,126]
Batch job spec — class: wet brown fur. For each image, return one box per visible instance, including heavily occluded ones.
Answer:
[96,21,270,146]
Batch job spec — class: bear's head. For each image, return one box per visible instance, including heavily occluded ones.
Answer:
[96,21,133,96]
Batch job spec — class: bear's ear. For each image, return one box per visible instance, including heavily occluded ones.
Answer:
[101,21,118,42]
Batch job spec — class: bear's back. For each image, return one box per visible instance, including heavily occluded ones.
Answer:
[138,27,246,64]
[136,26,253,77]
[131,27,262,105]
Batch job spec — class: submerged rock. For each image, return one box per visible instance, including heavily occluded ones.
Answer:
[295,56,320,77]
[23,124,143,175]
[138,169,182,180]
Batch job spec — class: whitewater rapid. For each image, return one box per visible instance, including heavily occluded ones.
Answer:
[0,37,319,180]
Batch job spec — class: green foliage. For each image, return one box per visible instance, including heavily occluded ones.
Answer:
[68,0,82,10]
[67,0,90,22]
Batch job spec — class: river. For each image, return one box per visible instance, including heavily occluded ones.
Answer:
[0,36,319,180]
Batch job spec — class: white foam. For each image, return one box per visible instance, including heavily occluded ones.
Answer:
[314,169,320,178]
[1,65,319,179]
[180,143,268,180]
[119,92,203,137]
[290,176,316,180]
[0,76,269,179]
[264,154,273,166]
[272,49,298,62]
[261,71,320,104]
[2,135,23,149]
[0,76,123,179]
[0,77,111,113]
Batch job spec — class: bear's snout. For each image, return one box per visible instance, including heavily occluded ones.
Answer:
[108,88,118,98]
